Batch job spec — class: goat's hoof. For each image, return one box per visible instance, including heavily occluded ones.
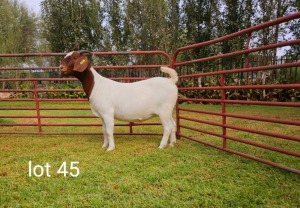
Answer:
[170,139,177,144]
[169,142,175,147]
[106,146,115,152]
[158,144,167,149]
[102,144,109,148]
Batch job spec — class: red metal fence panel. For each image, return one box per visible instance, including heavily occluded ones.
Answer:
[173,12,300,174]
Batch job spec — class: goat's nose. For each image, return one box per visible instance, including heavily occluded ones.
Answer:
[59,65,64,70]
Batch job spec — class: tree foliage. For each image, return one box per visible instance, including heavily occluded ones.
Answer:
[0,0,37,55]
[286,0,300,58]
[41,0,104,52]
[1,0,299,63]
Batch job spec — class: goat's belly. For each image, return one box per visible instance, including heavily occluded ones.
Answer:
[114,111,156,122]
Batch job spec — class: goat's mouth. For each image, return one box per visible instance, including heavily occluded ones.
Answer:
[59,65,69,76]
[60,70,70,76]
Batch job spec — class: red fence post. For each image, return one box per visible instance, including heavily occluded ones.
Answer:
[129,122,133,134]
[221,74,227,149]
[176,100,180,139]
[171,60,181,140]
[244,32,252,83]
[33,80,42,134]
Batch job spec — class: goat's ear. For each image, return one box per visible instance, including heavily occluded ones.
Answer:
[74,55,88,72]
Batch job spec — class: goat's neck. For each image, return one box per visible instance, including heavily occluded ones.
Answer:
[74,66,95,99]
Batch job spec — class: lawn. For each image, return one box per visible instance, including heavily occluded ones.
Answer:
[0,102,300,207]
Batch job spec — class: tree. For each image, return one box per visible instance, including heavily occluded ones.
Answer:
[220,0,255,72]
[181,0,220,74]
[103,0,128,51]
[253,0,291,61]
[0,0,38,90]
[166,0,181,53]
[0,0,37,55]
[286,0,300,59]
[182,0,217,54]
[124,0,168,51]
[41,0,104,52]
[123,0,171,66]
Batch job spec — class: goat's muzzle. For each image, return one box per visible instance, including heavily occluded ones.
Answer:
[59,65,68,76]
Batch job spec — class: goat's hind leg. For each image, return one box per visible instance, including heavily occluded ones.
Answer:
[169,117,176,147]
[158,113,173,149]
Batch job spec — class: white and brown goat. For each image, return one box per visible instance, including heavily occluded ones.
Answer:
[59,50,178,151]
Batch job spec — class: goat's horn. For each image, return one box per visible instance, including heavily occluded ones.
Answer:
[78,50,93,56]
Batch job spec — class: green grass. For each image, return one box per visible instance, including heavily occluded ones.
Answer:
[0,102,300,207]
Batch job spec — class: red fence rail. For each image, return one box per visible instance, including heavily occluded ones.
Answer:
[173,12,300,174]
[1,13,300,174]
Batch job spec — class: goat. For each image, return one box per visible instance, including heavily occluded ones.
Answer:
[59,50,178,151]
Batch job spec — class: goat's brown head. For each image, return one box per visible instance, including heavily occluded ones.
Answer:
[59,50,93,76]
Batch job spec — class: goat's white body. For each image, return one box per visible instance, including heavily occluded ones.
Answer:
[89,68,177,121]
[88,67,178,151]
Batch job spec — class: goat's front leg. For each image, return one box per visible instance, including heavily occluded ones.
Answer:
[100,118,109,148]
[101,115,115,151]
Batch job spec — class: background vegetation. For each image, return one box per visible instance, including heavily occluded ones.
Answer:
[0,0,299,101]
[0,0,299,59]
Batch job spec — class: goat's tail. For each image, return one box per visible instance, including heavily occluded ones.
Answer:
[160,67,178,84]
